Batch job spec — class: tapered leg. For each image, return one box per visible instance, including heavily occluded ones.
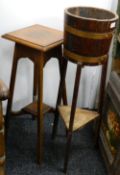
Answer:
[56,45,67,106]
[58,57,67,105]
[64,132,72,173]
[5,44,19,134]
[37,53,44,164]
[52,59,68,139]
[64,64,82,173]
[33,61,38,101]
[32,61,38,120]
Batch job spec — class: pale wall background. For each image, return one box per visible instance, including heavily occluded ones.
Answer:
[0,0,118,111]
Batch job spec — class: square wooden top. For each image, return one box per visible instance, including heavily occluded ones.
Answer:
[2,24,63,51]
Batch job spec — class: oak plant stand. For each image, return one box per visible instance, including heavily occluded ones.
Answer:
[2,24,67,165]
[52,7,118,173]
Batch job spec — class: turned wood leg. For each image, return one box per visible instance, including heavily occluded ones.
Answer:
[37,53,44,164]
[52,59,68,139]
[5,44,19,134]
[0,102,5,175]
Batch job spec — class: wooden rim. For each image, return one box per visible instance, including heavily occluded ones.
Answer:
[64,49,108,64]
[65,24,113,40]
[65,6,118,22]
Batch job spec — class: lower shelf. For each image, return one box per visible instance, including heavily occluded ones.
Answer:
[58,105,99,131]
[22,101,53,116]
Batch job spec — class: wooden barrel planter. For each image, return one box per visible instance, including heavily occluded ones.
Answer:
[64,7,118,64]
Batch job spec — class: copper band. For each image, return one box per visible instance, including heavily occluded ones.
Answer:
[64,49,107,64]
[65,24,113,40]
